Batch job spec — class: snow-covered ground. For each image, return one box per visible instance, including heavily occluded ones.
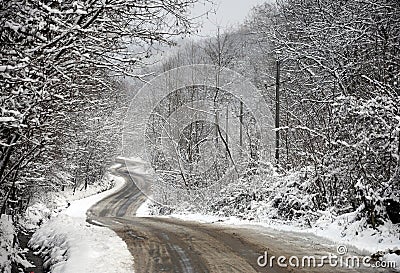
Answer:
[27,170,135,273]
[135,197,153,217]
[22,168,119,229]
[0,215,34,273]
[0,216,15,273]
[0,164,118,273]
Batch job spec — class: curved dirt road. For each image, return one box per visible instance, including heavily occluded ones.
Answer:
[87,161,388,273]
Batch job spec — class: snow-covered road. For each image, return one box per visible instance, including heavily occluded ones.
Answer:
[85,160,392,273]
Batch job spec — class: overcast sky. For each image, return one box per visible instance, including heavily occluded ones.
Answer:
[190,0,269,38]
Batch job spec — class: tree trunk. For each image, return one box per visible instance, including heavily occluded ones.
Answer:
[0,134,19,184]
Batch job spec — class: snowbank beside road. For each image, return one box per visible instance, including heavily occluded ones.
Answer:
[23,166,121,229]
[135,197,153,217]
[0,216,18,273]
[0,215,34,273]
[29,173,135,273]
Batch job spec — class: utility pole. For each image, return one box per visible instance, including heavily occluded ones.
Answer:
[275,60,281,164]
[215,110,219,144]
[226,106,229,158]
[239,101,243,147]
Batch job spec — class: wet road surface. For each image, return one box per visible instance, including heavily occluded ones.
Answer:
[87,161,389,273]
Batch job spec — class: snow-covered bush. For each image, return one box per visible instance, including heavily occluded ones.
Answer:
[0,216,15,273]
[322,95,400,227]
[151,168,323,226]
[0,215,32,273]
[20,171,116,229]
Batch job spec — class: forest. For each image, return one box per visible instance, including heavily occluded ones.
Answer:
[1,0,399,240]
[0,0,198,216]
[142,0,400,230]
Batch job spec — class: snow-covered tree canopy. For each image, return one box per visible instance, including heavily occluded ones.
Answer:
[246,0,400,226]
[147,0,400,228]
[0,0,202,213]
